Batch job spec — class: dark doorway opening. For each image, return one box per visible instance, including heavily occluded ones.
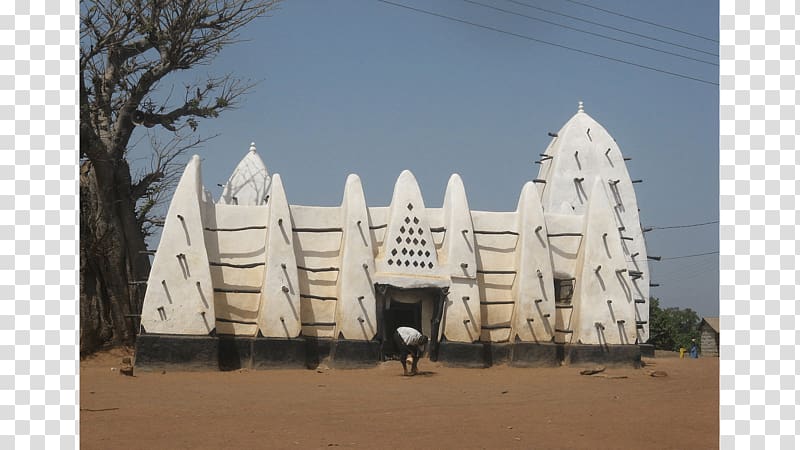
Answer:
[375,284,447,362]
[382,301,422,358]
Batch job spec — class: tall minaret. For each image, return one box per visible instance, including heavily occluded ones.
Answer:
[536,102,650,344]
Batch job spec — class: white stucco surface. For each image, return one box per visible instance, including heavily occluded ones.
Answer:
[335,175,378,340]
[440,175,480,342]
[366,207,388,245]
[543,213,583,279]
[441,175,476,278]
[141,155,215,335]
[511,182,556,342]
[571,178,637,344]
[374,170,449,289]
[469,211,517,342]
[443,278,481,342]
[218,143,271,206]
[537,104,649,343]
[257,175,301,338]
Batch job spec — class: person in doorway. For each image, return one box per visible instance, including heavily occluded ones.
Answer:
[689,338,699,359]
[393,326,428,376]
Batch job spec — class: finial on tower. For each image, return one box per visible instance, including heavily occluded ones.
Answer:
[578,101,584,113]
[249,142,256,153]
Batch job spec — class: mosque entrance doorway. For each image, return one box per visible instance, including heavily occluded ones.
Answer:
[375,284,447,361]
[383,301,422,342]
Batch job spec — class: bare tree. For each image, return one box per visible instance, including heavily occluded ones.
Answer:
[80,0,279,355]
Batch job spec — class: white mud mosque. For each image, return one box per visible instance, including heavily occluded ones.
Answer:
[135,102,653,370]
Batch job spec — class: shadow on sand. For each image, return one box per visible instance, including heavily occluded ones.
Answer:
[401,371,437,378]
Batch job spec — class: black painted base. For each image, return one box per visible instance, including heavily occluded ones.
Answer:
[510,342,562,368]
[639,344,655,358]
[489,343,512,366]
[564,344,642,368]
[136,334,384,371]
[135,334,220,371]
[251,337,308,369]
[436,341,490,368]
[218,335,252,370]
[329,339,381,369]
[304,338,333,369]
[135,334,642,371]
[437,341,563,368]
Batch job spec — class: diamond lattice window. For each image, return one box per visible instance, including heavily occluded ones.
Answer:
[385,203,436,270]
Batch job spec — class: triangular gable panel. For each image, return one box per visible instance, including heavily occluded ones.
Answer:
[374,170,447,288]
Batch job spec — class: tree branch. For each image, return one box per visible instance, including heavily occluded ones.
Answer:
[130,170,164,200]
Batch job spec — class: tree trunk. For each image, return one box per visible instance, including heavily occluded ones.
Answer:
[80,157,151,356]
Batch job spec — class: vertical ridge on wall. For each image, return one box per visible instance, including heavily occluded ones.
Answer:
[591,121,650,343]
[571,178,636,345]
[441,174,480,343]
[335,175,377,341]
[140,155,215,335]
[258,174,301,338]
[511,182,556,342]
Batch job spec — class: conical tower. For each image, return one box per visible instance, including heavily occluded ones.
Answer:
[218,142,271,206]
[536,102,650,343]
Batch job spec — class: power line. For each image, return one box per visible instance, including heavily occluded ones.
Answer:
[628,251,718,265]
[659,251,719,261]
[626,250,719,266]
[650,220,718,230]
[374,0,718,87]
[561,0,718,44]
[460,0,717,66]
[503,0,717,57]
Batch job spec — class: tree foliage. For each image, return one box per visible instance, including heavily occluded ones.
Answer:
[79,0,279,354]
[648,297,700,351]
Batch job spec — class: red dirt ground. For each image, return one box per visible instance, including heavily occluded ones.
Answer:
[80,349,718,449]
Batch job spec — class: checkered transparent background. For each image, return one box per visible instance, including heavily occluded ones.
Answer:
[720,1,799,448]
[1,1,79,448]
[0,0,795,448]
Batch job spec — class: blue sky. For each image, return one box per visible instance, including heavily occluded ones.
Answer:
[135,0,719,316]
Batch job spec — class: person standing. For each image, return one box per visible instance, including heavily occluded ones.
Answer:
[393,326,428,376]
[689,338,699,358]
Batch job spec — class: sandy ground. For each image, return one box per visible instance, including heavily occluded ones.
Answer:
[81,349,718,449]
